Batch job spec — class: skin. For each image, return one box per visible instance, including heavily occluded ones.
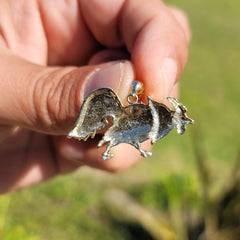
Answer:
[0,0,190,193]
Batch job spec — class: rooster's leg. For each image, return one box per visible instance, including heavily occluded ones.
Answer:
[101,142,114,160]
[133,142,152,158]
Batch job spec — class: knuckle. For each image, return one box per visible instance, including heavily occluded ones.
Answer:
[32,67,78,131]
[169,6,191,43]
[170,7,189,22]
[161,24,189,70]
[32,71,54,128]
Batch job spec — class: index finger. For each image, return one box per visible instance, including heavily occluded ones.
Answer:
[120,0,189,100]
[80,0,190,100]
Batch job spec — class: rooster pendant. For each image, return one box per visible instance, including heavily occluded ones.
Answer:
[67,81,194,160]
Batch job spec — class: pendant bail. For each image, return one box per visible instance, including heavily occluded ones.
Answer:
[127,81,144,104]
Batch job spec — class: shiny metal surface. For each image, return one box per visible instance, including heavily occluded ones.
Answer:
[68,82,194,160]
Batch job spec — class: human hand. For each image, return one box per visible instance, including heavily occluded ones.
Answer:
[0,0,190,193]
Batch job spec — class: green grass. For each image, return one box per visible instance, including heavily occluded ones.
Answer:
[1,0,240,239]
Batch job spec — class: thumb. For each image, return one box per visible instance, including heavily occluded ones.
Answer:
[0,54,135,135]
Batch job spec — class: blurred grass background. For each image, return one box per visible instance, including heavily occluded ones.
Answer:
[1,0,240,239]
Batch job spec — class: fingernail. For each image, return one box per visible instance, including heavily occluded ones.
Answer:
[84,62,122,97]
[83,61,135,103]
[161,58,178,96]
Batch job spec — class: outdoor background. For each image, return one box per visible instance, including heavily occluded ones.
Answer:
[0,0,239,239]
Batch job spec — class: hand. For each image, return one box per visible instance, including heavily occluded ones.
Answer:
[0,0,190,193]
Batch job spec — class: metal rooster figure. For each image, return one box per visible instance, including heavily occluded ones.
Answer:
[68,81,194,160]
